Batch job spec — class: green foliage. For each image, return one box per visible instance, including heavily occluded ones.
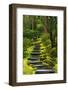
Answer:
[24,29,34,39]
[53,64,57,73]
[43,62,50,68]
[23,37,32,58]
[23,59,35,74]
[41,33,50,40]
[50,47,57,57]
[23,46,34,58]
[36,23,44,35]
[23,37,31,49]
[23,15,57,74]
[43,56,53,67]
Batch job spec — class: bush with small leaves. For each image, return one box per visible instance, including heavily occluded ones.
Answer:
[23,59,35,74]
[50,47,57,57]
[53,64,57,73]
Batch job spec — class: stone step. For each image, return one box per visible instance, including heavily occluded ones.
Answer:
[34,47,40,49]
[35,44,40,47]
[35,69,54,74]
[28,57,40,60]
[35,46,40,48]
[33,64,48,69]
[29,61,42,64]
[32,51,40,53]
[30,56,40,59]
[32,50,40,52]
[31,52,40,55]
[34,47,40,50]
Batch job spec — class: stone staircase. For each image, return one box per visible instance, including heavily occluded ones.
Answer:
[28,44,54,74]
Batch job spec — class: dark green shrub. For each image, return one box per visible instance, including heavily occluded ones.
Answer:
[50,47,57,57]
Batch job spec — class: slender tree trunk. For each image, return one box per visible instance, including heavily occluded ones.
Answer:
[44,16,48,33]
[50,31,54,48]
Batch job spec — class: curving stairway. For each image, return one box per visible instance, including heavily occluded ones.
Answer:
[28,44,54,74]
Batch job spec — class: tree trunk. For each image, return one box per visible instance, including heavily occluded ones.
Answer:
[44,16,48,33]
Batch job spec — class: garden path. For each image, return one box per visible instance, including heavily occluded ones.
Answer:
[28,43,54,74]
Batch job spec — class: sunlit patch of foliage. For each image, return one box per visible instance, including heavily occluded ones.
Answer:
[23,59,35,74]
[53,64,57,73]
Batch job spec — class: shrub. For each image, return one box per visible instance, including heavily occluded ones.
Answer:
[53,64,57,73]
[23,59,35,74]
[23,38,32,58]
[41,33,50,41]
[50,47,57,57]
